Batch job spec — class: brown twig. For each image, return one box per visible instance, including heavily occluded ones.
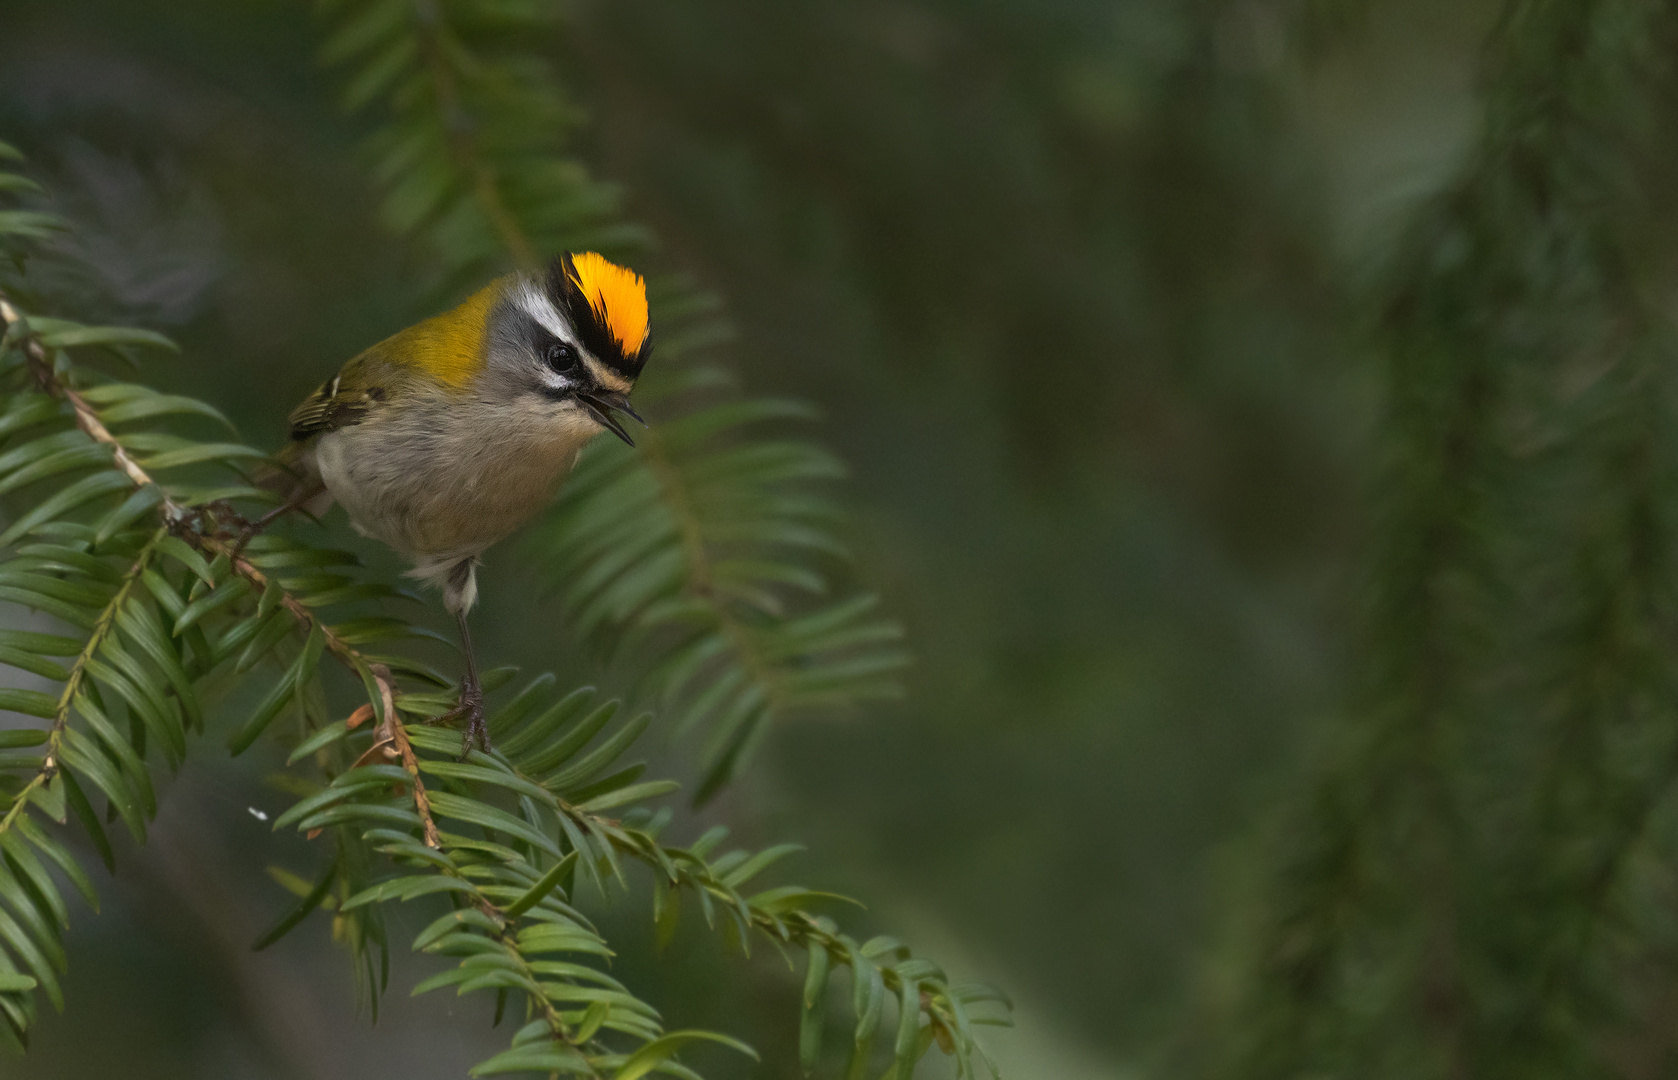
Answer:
[1,296,189,524]
[203,537,359,662]
[341,670,440,848]
[374,663,441,848]
[3,291,354,659]
[3,292,445,850]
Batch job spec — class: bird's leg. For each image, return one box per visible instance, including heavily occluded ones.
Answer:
[452,607,488,759]
[432,559,488,757]
[231,481,327,561]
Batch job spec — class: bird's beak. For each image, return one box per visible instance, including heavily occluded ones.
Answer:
[577,390,645,447]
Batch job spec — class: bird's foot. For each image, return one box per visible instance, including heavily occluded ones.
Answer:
[227,497,305,563]
[228,517,265,564]
[163,499,269,565]
[214,484,326,563]
[166,499,249,544]
[441,671,489,760]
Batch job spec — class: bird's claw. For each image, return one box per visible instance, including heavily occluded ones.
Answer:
[228,519,263,564]
[442,671,489,760]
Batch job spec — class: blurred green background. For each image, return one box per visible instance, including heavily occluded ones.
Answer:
[0,0,1496,1076]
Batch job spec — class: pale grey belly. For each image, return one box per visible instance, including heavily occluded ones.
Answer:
[313,402,594,562]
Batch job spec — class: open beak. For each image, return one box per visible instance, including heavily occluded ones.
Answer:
[577,390,646,447]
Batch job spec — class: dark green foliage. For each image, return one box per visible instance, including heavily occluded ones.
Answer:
[270,673,1001,1077]
[0,110,1003,1080]
[1209,4,1678,1080]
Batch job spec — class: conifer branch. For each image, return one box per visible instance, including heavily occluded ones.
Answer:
[1219,5,1678,1078]
[405,0,539,269]
[0,32,1000,1072]
[0,529,158,839]
[1,296,185,520]
[5,287,382,704]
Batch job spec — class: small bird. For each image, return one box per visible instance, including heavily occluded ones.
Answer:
[264,252,651,752]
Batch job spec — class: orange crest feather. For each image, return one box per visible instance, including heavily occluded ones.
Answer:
[568,252,649,355]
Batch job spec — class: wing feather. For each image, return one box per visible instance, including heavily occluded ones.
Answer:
[287,358,385,440]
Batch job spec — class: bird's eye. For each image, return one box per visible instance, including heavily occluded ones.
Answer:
[546,342,578,373]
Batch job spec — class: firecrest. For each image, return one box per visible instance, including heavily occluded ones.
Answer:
[265,252,651,752]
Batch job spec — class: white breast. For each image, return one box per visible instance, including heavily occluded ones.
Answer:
[313,391,601,566]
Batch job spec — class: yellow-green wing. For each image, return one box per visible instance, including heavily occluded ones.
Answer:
[287,353,393,440]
